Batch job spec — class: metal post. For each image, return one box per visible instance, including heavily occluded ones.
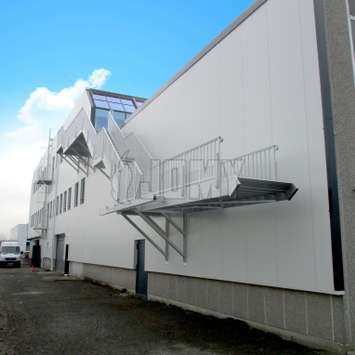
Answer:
[165,217,169,261]
[183,213,188,263]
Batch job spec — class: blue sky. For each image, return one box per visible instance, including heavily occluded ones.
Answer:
[0,0,254,237]
[0,0,253,131]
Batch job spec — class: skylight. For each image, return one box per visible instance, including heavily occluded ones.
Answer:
[90,91,146,130]
[92,94,136,113]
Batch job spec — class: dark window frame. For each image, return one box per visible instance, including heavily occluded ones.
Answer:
[60,193,63,214]
[74,182,79,207]
[56,196,59,216]
[63,191,67,213]
[68,187,72,210]
[80,178,85,205]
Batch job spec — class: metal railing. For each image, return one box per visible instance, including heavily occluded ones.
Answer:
[57,105,279,207]
[108,113,152,178]
[222,145,278,181]
[94,129,123,177]
[33,151,54,185]
[32,207,48,230]
[34,166,51,183]
[148,137,223,198]
[218,145,278,196]
[137,143,279,201]
[93,125,144,204]
[107,113,129,157]
[63,109,96,155]
[56,127,64,151]
[114,160,143,203]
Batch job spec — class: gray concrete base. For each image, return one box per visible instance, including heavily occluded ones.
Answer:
[148,272,350,353]
[42,257,51,270]
[69,261,136,293]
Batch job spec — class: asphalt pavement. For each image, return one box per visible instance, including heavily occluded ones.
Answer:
[0,265,326,355]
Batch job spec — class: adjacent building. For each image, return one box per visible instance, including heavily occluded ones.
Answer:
[28,0,355,351]
[9,224,29,253]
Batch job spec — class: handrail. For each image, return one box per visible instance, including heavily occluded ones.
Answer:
[32,206,48,230]
[57,106,279,207]
[149,137,223,197]
[165,136,223,161]
[56,127,65,151]
[94,128,123,176]
[222,145,278,181]
[143,144,278,200]
[63,109,96,155]
[107,113,145,176]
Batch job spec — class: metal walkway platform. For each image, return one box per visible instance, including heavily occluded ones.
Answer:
[105,177,298,216]
[56,108,298,262]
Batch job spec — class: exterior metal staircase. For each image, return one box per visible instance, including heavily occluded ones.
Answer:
[32,134,54,232]
[55,108,298,262]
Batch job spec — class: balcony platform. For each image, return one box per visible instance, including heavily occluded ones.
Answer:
[63,132,92,157]
[104,177,298,216]
[34,178,52,185]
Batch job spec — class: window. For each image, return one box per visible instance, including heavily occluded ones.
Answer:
[63,191,67,212]
[60,193,63,214]
[2,246,20,254]
[80,178,85,204]
[68,187,72,210]
[56,196,59,216]
[74,182,79,207]
[94,108,109,129]
[91,93,144,129]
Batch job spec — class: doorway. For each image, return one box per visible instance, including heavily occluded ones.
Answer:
[135,240,148,297]
[31,240,41,268]
[55,234,65,273]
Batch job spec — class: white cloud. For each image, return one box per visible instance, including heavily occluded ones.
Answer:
[0,68,111,237]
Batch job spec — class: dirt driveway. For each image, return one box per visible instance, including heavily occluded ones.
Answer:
[0,266,328,354]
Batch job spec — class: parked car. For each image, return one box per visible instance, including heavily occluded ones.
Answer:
[0,241,21,267]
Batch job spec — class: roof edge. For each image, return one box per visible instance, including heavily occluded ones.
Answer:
[87,88,146,102]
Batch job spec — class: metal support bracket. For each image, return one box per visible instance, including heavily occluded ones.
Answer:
[121,214,166,257]
[121,211,188,262]
[61,154,87,175]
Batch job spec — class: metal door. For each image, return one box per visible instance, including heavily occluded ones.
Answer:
[55,235,65,272]
[31,241,41,268]
[135,240,148,296]
[64,244,70,275]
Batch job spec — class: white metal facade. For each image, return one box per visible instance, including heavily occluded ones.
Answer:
[28,0,336,294]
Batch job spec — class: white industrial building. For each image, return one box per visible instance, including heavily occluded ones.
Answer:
[28,0,355,351]
[9,224,29,253]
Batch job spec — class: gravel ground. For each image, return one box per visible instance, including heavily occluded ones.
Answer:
[0,266,331,355]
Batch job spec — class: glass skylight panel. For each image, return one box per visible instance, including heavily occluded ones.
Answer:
[91,92,144,128]
[112,111,126,125]
[92,94,105,101]
[95,99,109,109]
[123,105,135,113]
[120,98,134,106]
[109,102,124,111]
[106,96,121,103]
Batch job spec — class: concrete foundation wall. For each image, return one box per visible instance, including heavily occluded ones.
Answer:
[42,257,51,270]
[148,272,347,351]
[70,261,136,293]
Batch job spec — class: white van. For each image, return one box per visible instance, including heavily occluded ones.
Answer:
[0,241,21,267]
